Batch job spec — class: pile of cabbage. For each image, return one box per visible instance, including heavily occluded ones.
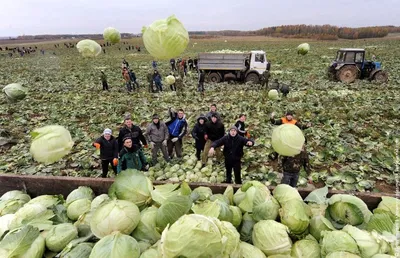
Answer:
[0,169,398,258]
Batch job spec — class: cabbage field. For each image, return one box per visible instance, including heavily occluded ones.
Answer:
[0,170,398,257]
[0,36,399,192]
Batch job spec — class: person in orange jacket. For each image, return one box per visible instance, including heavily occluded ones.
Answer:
[93,128,119,178]
[270,111,311,129]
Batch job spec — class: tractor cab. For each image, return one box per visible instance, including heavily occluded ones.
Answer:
[328,48,388,83]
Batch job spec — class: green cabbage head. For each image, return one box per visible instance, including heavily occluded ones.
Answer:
[320,230,360,257]
[142,15,189,60]
[252,220,292,256]
[103,27,121,44]
[29,125,74,165]
[291,239,320,258]
[297,43,310,55]
[76,39,102,57]
[271,124,305,157]
[3,83,27,102]
[89,231,140,258]
[268,89,279,100]
[90,199,140,238]
[45,223,78,252]
[165,75,176,85]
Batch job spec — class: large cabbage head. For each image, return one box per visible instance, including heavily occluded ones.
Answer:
[342,225,381,258]
[320,230,360,257]
[19,233,46,258]
[67,198,91,221]
[158,214,224,258]
[297,43,310,55]
[271,124,305,157]
[66,186,94,206]
[3,83,27,102]
[76,39,102,57]
[326,252,362,258]
[29,125,74,165]
[108,169,153,209]
[326,194,372,228]
[103,27,121,44]
[142,15,189,60]
[279,200,310,235]
[268,89,279,100]
[239,241,266,258]
[90,199,140,238]
[89,231,140,258]
[309,215,336,241]
[291,239,320,258]
[272,184,303,205]
[45,223,78,252]
[165,75,176,85]
[374,196,400,220]
[252,220,292,256]
[131,206,161,244]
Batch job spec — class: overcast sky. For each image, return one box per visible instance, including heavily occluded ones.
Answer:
[0,0,399,36]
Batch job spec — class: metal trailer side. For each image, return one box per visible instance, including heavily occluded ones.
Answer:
[198,53,249,71]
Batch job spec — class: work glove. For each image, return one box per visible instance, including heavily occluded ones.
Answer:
[246,141,253,146]
[149,142,155,149]
[93,143,100,149]
[143,164,150,171]
[171,138,179,143]
[113,158,118,166]
[208,148,215,157]
[162,140,167,146]
[245,131,251,138]
[204,134,208,141]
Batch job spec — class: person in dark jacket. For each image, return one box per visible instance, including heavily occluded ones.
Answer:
[209,126,254,184]
[188,57,194,70]
[191,114,208,161]
[146,114,170,165]
[202,114,225,165]
[100,70,109,91]
[118,116,147,151]
[93,128,118,177]
[165,108,188,159]
[198,70,205,93]
[153,70,163,92]
[270,111,311,130]
[170,58,176,71]
[129,69,140,89]
[206,104,221,121]
[280,145,311,187]
[117,138,149,173]
[234,114,250,138]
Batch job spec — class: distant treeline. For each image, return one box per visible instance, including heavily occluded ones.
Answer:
[191,25,400,40]
[12,25,400,41]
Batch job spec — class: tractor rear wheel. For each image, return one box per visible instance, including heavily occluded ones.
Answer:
[245,73,260,84]
[372,70,388,83]
[337,66,358,83]
[208,72,221,83]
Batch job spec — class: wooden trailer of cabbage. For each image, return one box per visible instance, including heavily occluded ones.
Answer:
[0,174,396,210]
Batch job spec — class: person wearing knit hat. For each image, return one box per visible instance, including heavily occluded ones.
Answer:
[146,114,170,165]
[208,125,254,184]
[92,128,119,178]
[191,114,208,161]
[270,111,311,129]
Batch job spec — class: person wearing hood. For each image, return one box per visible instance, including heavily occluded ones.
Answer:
[93,128,118,178]
[118,115,147,152]
[117,137,149,173]
[270,111,311,130]
[165,108,188,159]
[209,126,254,184]
[202,114,225,165]
[146,114,170,165]
[191,114,208,161]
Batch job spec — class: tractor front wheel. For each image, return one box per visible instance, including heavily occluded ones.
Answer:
[373,70,388,83]
[337,66,358,84]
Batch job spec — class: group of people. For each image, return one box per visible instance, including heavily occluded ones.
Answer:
[93,104,312,187]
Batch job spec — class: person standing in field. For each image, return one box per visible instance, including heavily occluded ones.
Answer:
[188,57,194,71]
[118,138,149,173]
[198,70,205,94]
[100,70,109,91]
[152,60,157,69]
[260,70,270,88]
[270,111,311,129]
[169,72,176,92]
[208,126,254,184]
[165,108,188,159]
[191,114,208,161]
[170,58,176,71]
[122,58,129,69]
[280,144,311,187]
[118,116,148,151]
[206,104,221,121]
[235,114,250,138]
[147,70,154,93]
[202,114,225,166]
[129,69,140,90]
[122,67,132,92]
[146,114,170,165]
[93,128,118,178]
[153,70,163,92]
[175,76,184,96]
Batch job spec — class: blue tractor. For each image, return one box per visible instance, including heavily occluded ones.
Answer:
[328,48,388,83]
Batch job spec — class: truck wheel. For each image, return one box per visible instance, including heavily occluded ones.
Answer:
[373,70,388,83]
[208,72,221,83]
[337,66,358,83]
[245,73,259,84]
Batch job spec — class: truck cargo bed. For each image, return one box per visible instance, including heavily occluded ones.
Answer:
[198,53,248,70]
[0,174,396,209]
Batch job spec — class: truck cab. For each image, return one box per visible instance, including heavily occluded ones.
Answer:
[198,50,270,84]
